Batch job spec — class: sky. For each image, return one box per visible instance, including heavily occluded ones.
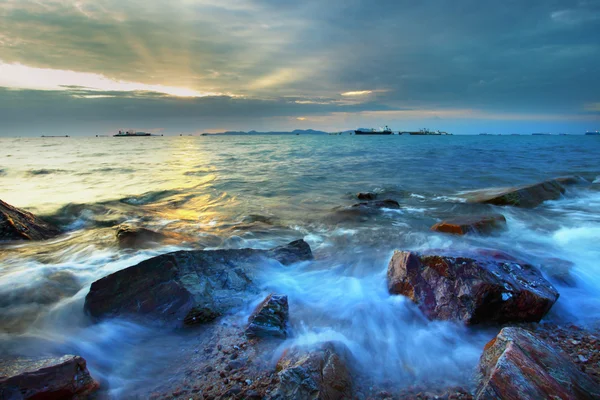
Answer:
[0,0,599,135]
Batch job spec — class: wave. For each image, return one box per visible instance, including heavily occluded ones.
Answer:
[26,168,69,176]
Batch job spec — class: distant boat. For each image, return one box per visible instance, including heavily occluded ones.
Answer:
[355,125,393,135]
[585,131,600,135]
[41,135,69,138]
[114,130,153,137]
[532,133,551,136]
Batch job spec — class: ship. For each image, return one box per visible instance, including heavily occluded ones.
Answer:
[354,125,393,135]
[114,130,153,137]
[532,133,551,136]
[405,128,448,136]
[585,131,600,135]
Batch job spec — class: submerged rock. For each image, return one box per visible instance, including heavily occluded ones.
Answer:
[0,199,60,241]
[0,355,99,399]
[115,224,167,248]
[466,178,568,207]
[270,342,353,400]
[246,294,289,338]
[84,240,312,326]
[431,214,507,235]
[351,199,400,209]
[356,192,377,200]
[476,327,600,399]
[387,251,559,325]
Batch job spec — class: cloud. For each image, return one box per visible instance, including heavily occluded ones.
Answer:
[0,0,599,134]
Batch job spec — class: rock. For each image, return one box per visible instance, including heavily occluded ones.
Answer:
[466,179,567,208]
[431,214,506,235]
[115,224,167,248]
[351,199,400,209]
[0,199,60,241]
[357,192,377,201]
[246,294,289,338]
[387,251,559,325]
[84,240,312,326]
[0,355,99,399]
[476,327,600,399]
[270,342,353,400]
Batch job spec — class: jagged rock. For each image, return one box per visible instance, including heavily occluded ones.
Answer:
[245,294,289,338]
[466,179,567,207]
[115,224,167,248]
[0,355,99,399]
[387,251,559,325]
[0,200,60,241]
[84,240,312,326]
[431,214,507,235]
[270,342,353,400]
[476,327,600,399]
[357,192,377,200]
[351,199,400,209]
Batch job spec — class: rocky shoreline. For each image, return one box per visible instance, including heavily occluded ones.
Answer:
[2,176,599,399]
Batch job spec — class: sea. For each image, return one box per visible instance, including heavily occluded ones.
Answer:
[1,134,599,397]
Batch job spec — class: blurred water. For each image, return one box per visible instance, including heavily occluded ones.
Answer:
[1,134,599,395]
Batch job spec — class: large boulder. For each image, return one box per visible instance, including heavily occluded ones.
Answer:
[0,355,99,399]
[476,327,600,399]
[387,251,559,325]
[466,179,566,207]
[84,240,312,326]
[270,342,353,400]
[431,214,506,235]
[0,200,60,241]
[245,294,289,338]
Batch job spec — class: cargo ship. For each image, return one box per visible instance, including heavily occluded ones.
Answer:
[354,126,393,135]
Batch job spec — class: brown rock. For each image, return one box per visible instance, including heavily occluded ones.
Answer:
[115,224,167,248]
[0,199,60,241]
[476,327,600,399]
[0,355,99,399]
[466,179,566,208]
[246,294,289,338]
[84,240,312,327]
[387,251,559,325]
[270,342,353,400]
[431,214,506,235]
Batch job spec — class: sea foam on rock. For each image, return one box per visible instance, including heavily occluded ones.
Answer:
[270,342,353,400]
[84,240,312,326]
[387,251,559,325]
[0,199,60,241]
[0,355,99,399]
[476,327,600,399]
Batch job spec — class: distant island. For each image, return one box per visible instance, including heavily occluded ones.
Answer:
[204,129,328,136]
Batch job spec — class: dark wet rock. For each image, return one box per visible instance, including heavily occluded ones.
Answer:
[0,355,99,399]
[466,179,567,207]
[84,240,312,326]
[475,327,600,399]
[554,175,589,186]
[246,294,288,338]
[352,199,400,209]
[0,199,60,241]
[387,251,559,325]
[241,214,277,225]
[115,224,167,248]
[431,214,506,235]
[357,192,377,200]
[270,342,353,400]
